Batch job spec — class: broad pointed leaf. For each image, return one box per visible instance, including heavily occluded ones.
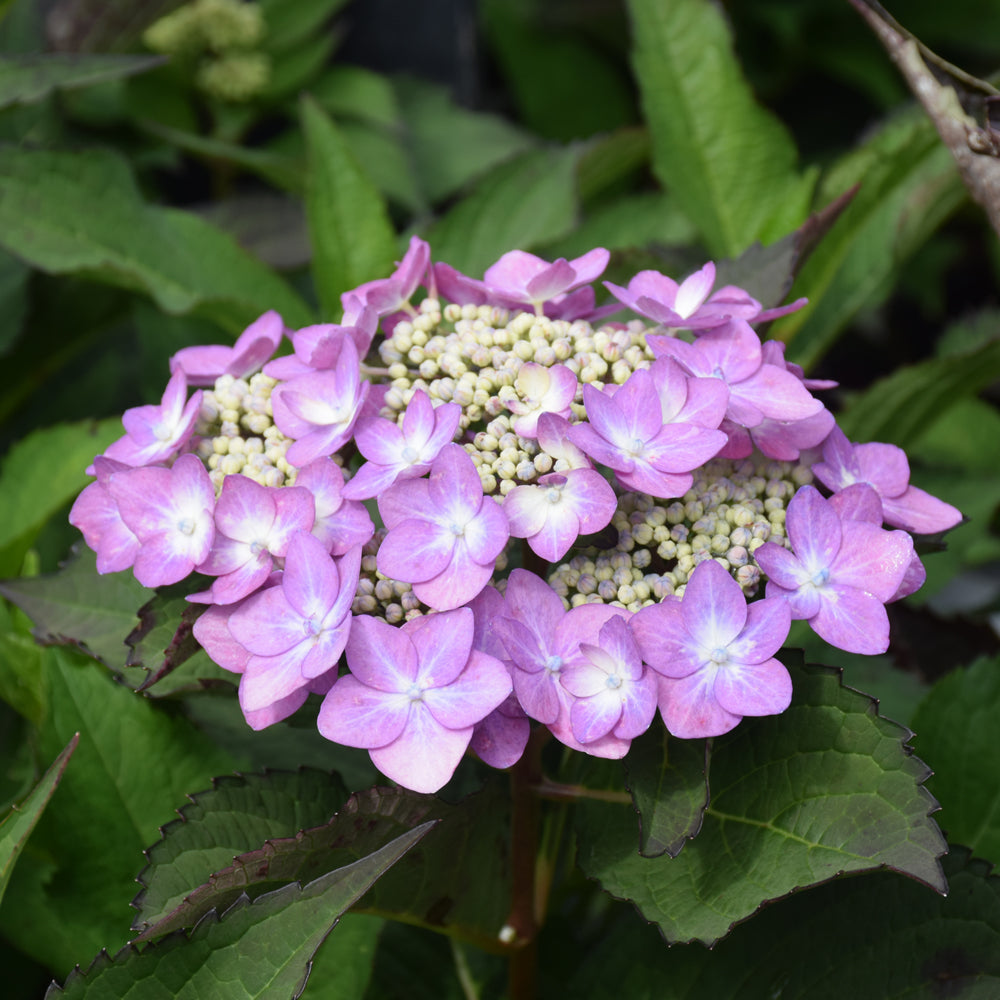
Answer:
[912,655,1000,863]
[427,146,582,277]
[46,822,434,1000]
[0,647,236,974]
[137,782,510,950]
[301,95,398,319]
[568,847,1000,999]
[0,734,77,906]
[132,769,351,933]
[0,54,163,109]
[0,417,121,577]
[773,111,965,370]
[839,336,1000,448]
[0,147,313,332]
[626,0,813,258]
[576,661,946,945]
[0,546,149,670]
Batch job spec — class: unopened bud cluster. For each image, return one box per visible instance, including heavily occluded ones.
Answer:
[195,372,295,491]
[378,299,653,495]
[144,0,271,102]
[547,457,813,610]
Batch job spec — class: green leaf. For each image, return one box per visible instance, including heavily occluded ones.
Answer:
[482,0,635,142]
[0,147,313,331]
[624,728,709,859]
[0,599,47,724]
[568,847,1000,999]
[259,0,350,54]
[0,54,164,109]
[0,546,150,670]
[394,77,537,205]
[575,661,946,945]
[912,656,1000,863]
[46,822,434,1000]
[427,146,583,277]
[0,647,236,974]
[0,245,29,355]
[312,65,400,130]
[300,914,383,1000]
[773,111,965,371]
[626,0,813,258]
[137,783,510,950]
[0,418,121,577]
[133,769,351,934]
[301,95,398,319]
[0,734,77,907]
[838,336,1000,448]
[541,192,697,260]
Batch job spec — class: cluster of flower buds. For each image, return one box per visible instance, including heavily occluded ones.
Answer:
[71,237,962,792]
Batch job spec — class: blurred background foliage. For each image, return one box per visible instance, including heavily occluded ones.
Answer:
[1,0,999,996]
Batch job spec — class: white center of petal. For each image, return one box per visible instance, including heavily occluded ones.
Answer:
[544,655,563,674]
[711,366,725,380]
[605,673,622,690]
[709,647,729,665]
[401,445,419,464]
[545,487,562,504]
[810,567,831,587]
[451,522,466,537]
[177,517,195,536]
[250,539,267,556]
[406,683,424,702]
[628,438,645,458]
[303,618,322,638]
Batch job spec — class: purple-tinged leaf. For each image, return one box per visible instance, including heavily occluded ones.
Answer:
[135,782,511,951]
[46,821,433,1000]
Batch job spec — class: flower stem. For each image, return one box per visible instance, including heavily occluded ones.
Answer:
[506,727,546,1000]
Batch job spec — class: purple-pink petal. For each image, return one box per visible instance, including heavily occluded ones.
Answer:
[712,657,792,718]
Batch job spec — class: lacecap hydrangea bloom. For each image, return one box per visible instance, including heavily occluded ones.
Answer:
[71,240,963,792]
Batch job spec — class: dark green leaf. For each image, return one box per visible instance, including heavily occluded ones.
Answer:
[300,914,383,1000]
[394,77,537,205]
[0,418,121,577]
[774,111,965,371]
[312,65,399,129]
[576,661,945,944]
[482,0,635,141]
[625,727,709,858]
[0,599,47,725]
[576,127,650,204]
[0,734,77,906]
[626,0,813,258]
[133,769,351,933]
[0,54,163,109]
[301,95,398,319]
[912,656,1000,863]
[838,336,1000,447]
[262,30,338,102]
[0,147,313,331]
[338,120,425,215]
[0,647,236,974]
[137,782,510,950]
[259,0,350,54]
[0,546,149,670]
[46,822,434,1000]
[542,192,697,261]
[568,847,1000,999]
[0,245,29,355]
[428,146,582,277]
